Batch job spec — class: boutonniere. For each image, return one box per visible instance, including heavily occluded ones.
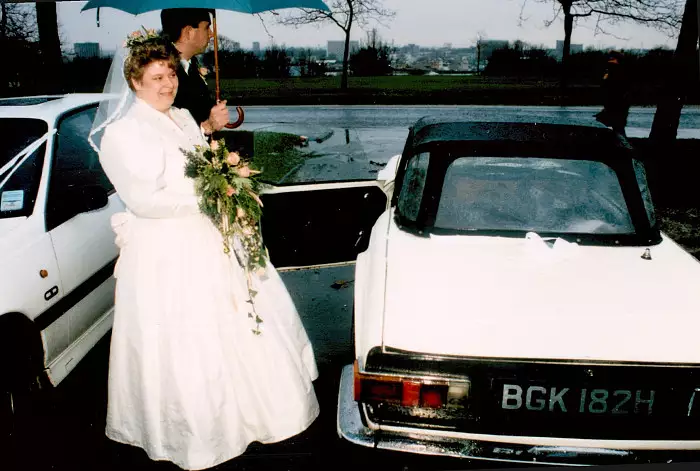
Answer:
[199,67,209,85]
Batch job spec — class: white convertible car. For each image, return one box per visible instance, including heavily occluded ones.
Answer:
[330,117,700,466]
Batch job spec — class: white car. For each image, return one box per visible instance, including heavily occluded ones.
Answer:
[0,94,124,433]
[334,117,700,466]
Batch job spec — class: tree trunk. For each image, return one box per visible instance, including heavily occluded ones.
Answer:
[649,0,699,143]
[1,4,7,41]
[341,28,351,90]
[477,41,481,74]
[36,2,63,94]
[340,0,353,90]
[560,0,573,102]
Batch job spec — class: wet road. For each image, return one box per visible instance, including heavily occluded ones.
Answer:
[235,104,700,136]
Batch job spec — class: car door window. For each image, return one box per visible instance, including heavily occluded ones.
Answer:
[46,106,114,230]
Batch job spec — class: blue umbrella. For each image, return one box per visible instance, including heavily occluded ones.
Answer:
[80,0,329,16]
[81,0,330,127]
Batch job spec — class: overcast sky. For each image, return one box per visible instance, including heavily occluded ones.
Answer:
[56,0,680,52]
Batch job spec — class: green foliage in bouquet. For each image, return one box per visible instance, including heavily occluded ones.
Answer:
[183,138,267,271]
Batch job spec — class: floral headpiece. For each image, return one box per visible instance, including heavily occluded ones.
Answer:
[123,27,161,49]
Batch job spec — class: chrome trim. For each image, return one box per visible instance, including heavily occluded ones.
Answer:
[355,360,470,384]
[381,346,700,369]
[336,364,694,466]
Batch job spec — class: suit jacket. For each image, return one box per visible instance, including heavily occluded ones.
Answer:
[173,57,215,126]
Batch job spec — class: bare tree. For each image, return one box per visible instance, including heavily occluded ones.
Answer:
[275,0,394,89]
[1,3,38,94]
[649,0,698,142]
[521,0,684,94]
[474,31,487,74]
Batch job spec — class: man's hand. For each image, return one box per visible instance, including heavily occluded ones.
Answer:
[204,100,230,133]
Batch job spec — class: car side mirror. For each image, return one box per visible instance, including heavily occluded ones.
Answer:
[67,184,109,214]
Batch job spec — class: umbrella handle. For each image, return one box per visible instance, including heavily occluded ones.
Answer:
[225,106,245,129]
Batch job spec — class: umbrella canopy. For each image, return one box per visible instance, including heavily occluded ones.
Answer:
[80,0,329,15]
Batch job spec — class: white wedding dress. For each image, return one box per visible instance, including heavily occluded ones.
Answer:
[98,98,320,470]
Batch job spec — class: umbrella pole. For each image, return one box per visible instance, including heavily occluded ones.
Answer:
[212,9,221,102]
[211,9,245,129]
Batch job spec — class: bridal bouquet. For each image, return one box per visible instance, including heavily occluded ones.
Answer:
[182,139,267,334]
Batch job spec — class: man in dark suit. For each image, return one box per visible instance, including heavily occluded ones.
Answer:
[594,50,630,137]
[161,8,230,136]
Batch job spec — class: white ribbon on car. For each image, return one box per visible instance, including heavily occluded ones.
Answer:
[0,129,57,192]
[524,231,579,263]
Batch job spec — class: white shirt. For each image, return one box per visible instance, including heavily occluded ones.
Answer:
[180,58,192,75]
[179,56,213,135]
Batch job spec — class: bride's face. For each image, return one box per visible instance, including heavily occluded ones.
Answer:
[132,60,178,112]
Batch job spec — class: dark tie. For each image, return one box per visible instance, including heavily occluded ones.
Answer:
[189,56,199,75]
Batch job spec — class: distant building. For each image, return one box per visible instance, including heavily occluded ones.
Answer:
[74,42,100,59]
[406,43,420,55]
[327,40,359,61]
[252,41,260,54]
[556,40,583,60]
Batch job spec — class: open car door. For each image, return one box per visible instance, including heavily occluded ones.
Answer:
[225,124,400,270]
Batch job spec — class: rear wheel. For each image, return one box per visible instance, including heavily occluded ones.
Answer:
[0,315,47,462]
[0,376,37,468]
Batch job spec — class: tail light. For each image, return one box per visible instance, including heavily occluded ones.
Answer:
[353,360,470,409]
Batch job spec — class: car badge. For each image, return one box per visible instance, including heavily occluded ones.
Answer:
[641,248,652,260]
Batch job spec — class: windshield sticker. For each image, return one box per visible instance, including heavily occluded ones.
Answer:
[1,190,24,212]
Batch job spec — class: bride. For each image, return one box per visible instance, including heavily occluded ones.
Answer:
[88,31,319,470]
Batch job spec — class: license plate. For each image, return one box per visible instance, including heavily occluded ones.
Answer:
[499,383,657,416]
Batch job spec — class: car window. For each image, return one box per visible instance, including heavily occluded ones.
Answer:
[0,118,48,219]
[46,106,114,230]
[632,158,657,227]
[434,157,635,235]
[397,152,429,221]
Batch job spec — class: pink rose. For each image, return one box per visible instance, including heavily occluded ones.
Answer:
[199,67,209,76]
[226,186,236,197]
[236,166,251,178]
[210,140,220,151]
[227,152,240,166]
[131,31,142,38]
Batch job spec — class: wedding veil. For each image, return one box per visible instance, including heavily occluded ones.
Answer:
[87,42,135,154]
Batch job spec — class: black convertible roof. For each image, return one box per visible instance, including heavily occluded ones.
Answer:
[407,117,630,154]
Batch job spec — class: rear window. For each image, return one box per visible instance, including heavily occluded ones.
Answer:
[434,157,635,235]
[0,118,49,218]
[1,118,48,172]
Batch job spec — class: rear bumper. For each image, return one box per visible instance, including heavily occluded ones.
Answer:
[336,363,699,467]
